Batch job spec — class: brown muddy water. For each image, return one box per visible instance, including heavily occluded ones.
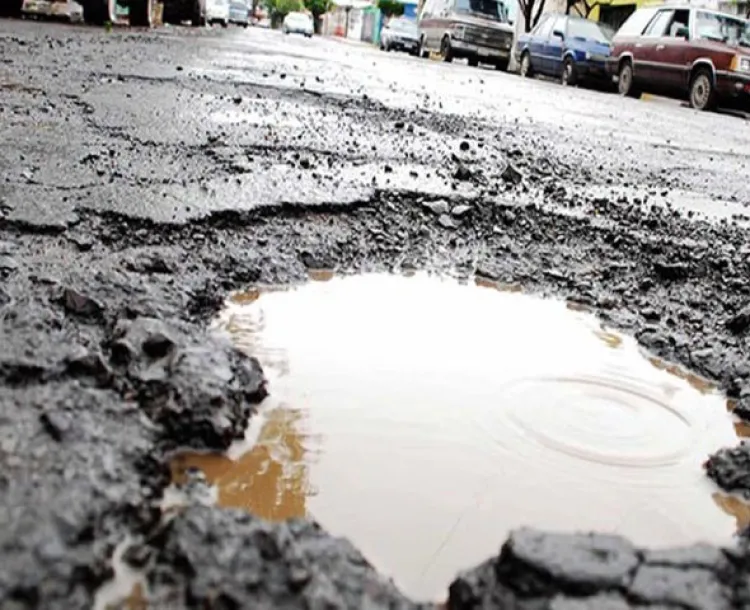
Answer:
[171,272,747,601]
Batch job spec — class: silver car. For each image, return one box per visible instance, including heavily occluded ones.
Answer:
[380,17,420,55]
[282,11,314,37]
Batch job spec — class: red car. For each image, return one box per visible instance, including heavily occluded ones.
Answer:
[607,5,750,110]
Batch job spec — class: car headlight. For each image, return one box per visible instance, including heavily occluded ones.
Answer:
[731,55,750,72]
[452,25,466,40]
[585,51,591,60]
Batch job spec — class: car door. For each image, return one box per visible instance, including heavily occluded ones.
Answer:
[530,15,553,75]
[655,9,691,94]
[635,8,675,88]
[543,15,567,77]
[419,0,436,49]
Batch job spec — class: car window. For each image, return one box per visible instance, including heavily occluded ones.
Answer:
[389,18,417,33]
[617,7,657,37]
[531,15,550,36]
[568,17,614,42]
[549,16,566,37]
[695,11,750,46]
[643,10,674,37]
[535,15,555,38]
[455,0,507,22]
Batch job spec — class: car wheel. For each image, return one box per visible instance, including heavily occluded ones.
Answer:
[440,36,453,63]
[519,51,533,78]
[418,36,429,59]
[385,42,392,52]
[83,0,116,25]
[561,57,577,86]
[617,60,640,98]
[221,19,228,27]
[129,0,153,26]
[689,68,716,111]
[468,56,479,67]
[191,0,206,25]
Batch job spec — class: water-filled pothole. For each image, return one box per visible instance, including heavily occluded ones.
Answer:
[172,273,745,600]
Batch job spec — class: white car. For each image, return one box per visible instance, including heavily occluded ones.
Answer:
[206,0,229,26]
[282,11,314,37]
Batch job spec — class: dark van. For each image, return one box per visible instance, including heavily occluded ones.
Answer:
[418,0,515,70]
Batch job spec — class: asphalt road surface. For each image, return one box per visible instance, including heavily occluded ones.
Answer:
[2,18,750,610]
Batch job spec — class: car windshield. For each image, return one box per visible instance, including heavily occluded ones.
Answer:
[389,19,417,33]
[695,11,750,47]
[455,0,507,22]
[568,18,614,43]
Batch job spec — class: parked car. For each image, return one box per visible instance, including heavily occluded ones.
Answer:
[607,5,750,110]
[228,0,249,26]
[516,14,614,86]
[206,0,229,26]
[380,17,420,54]
[418,0,515,70]
[282,11,314,37]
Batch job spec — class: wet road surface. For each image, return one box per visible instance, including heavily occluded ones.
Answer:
[3,17,750,610]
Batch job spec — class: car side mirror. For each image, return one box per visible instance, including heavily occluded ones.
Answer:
[675,25,689,39]
[553,29,565,40]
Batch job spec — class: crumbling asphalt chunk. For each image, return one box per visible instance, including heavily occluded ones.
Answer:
[110,317,267,450]
[447,529,747,610]
[705,442,750,499]
[145,505,423,610]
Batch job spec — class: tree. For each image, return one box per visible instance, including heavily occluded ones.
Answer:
[517,0,546,32]
[264,0,303,25]
[304,0,333,31]
[377,0,405,18]
[565,0,599,17]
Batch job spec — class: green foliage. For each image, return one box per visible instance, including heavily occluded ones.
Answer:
[264,0,303,20]
[304,0,332,18]
[377,0,404,17]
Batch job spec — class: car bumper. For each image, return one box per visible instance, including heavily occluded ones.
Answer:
[286,28,313,35]
[228,10,248,22]
[388,39,419,51]
[577,59,609,81]
[716,71,750,103]
[451,39,511,61]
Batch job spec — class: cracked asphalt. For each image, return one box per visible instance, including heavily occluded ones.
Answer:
[2,17,750,610]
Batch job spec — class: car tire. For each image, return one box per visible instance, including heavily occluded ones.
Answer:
[191,0,206,26]
[689,68,716,111]
[0,0,24,17]
[221,19,228,27]
[83,0,116,25]
[468,56,479,67]
[561,56,577,86]
[385,42,392,52]
[440,36,453,63]
[617,60,640,98]
[418,36,429,59]
[129,0,153,26]
[495,60,508,72]
[519,51,533,78]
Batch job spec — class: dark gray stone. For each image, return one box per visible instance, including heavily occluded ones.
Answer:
[146,505,422,610]
[495,529,639,596]
[628,565,730,610]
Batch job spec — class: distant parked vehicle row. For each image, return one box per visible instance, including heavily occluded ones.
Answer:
[405,1,750,113]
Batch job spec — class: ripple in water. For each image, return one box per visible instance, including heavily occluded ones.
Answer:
[173,273,744,601]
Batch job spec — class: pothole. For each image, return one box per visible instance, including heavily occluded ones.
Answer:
[172,272,745,600]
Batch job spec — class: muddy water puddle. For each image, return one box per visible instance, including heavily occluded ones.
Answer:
[173,273,744,600]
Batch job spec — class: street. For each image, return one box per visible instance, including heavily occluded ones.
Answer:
[2,17,750,609]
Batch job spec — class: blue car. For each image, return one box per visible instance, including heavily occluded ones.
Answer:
[515,14,614,86]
